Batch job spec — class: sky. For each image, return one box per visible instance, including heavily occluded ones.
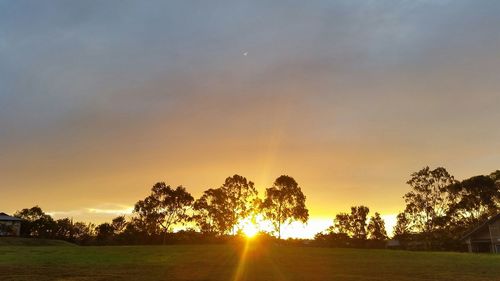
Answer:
[1,0,500,238]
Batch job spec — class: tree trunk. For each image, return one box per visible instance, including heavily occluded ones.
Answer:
[278,220,281,240]
[277,202,282,240]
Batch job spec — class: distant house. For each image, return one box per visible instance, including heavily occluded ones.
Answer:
[462,214,500,253]
[0,212,21,237]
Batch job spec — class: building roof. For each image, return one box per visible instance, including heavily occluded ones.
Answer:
[0,212,22,221]
[461,213,500,240]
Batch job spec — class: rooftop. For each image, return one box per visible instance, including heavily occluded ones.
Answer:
[0,212,22,221]
[461,213,500,240]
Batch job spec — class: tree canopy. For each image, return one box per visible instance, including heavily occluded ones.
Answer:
[193,187,233,235]
[403,166,457,235]
[134,183,194,239]
[261,175,309,239]
[367,212,388,240]
[220,174,260,234]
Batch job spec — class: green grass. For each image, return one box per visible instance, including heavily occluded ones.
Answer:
[0,242,499,281]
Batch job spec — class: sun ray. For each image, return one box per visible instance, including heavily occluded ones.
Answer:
[231,238,251,281]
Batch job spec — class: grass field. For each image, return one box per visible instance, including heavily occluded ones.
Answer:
[0,241,499,281]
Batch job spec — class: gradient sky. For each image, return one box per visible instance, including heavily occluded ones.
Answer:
[1,1,500,237]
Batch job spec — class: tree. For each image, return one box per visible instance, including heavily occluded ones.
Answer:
[367,212,388,240]
[331,212,351,236]
[220,175,259,234]
[261,175,309,239]
[328,206,371,240]
[133,197,161,235]
[448,175,499,224]
[72,222,95,244]
[54,218,75,240]
[403,167,456,235]
[14,206,55,238]
[350,206,370,240]
[111,216,127,235]
[121,217,149,244]
[193,187,233,235]
[14,206,46,222]
[393,212,411,237]
[490,170,500,183]
[134,183,194,242]
[95,223,115,242]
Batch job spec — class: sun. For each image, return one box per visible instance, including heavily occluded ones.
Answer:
[238,217,261,238]
[241,222,259,238]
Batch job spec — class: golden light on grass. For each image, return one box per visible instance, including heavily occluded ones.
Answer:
[232,234,252,281]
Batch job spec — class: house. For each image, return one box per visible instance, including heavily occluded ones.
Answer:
[462,214,500,253]
[0,212,22,237]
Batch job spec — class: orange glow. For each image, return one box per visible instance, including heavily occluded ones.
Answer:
[237,216,263,238]
[241,222,259,238]
[3,1,498,245]
[235,215,335,239]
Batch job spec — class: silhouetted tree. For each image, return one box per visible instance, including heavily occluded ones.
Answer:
[72,222,95,244]
[350,206,370,240]
[193,188,232,235]
[95,223,115,242]
[330,206,370,239]
[121,217,149,244]
[326,206,370,241]
[134,183,194,243]
[393,212,412,237]
[220,175,259,234]
[331,212,351,236]
[14,206,55,238]
[403,167,456,236]
[111,216,127,235]
[448,175,500,227]
[367,212,387,240]
[54,218,74,240]
[261,175,309,239]
[490,170,500,183]
[320,206,382,247]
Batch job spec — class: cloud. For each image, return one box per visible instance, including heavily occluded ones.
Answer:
[86,206,134,216]
[47,204,133,223]
[1,0,500,227]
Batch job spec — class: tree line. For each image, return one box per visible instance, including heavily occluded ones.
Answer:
[393,167,500,250]
[315,167,500,251]
[314,206,389,248]
[11,174,309,245]
[8,167,500,250]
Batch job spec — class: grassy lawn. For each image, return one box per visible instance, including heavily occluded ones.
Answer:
[0,242,499,281]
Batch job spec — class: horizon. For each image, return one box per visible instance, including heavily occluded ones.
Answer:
[3,177,398,239]
[2,1,500,239]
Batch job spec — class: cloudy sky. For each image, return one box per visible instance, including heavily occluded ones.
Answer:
[1,0,500,237]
